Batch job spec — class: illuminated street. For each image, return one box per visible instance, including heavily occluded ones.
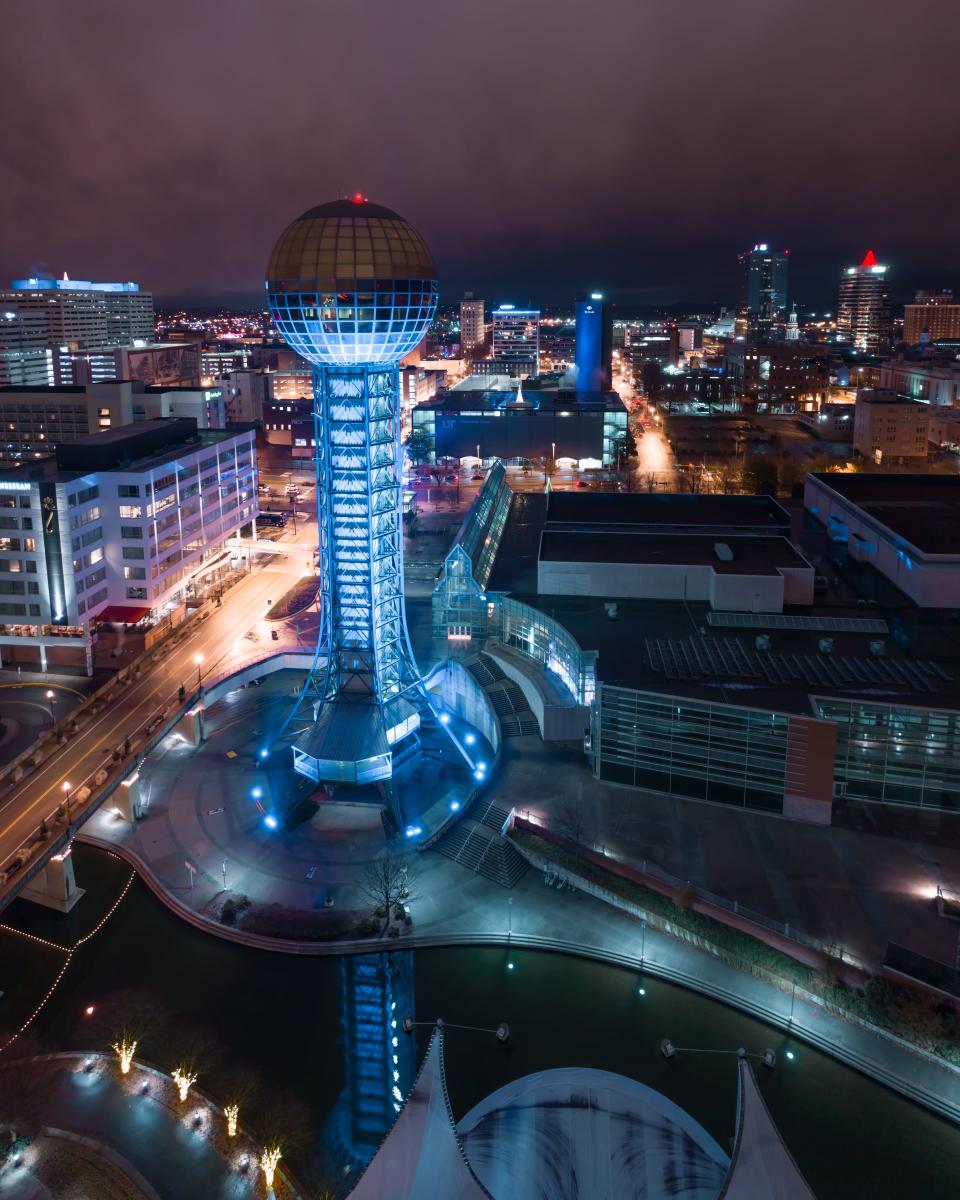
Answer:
[0,517,318,881]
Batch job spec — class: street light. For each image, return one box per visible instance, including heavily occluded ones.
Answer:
[193,653,203,688]
[45,688,56,723]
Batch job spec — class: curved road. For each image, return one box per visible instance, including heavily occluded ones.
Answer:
[0,521,318,886]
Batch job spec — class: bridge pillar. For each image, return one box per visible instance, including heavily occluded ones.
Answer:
[21,844,85,913]
[116,773,143,822]
[179,704,207,747]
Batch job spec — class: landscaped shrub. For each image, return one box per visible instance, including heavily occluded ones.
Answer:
[266,576,319,621]
[220,895,251,924]
[511,825,960,1065]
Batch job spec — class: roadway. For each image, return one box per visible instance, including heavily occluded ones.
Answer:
[0,518,319,878]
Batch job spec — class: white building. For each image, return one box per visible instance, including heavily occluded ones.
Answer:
[1,277,154,347]
[0,381,226,462]
[877,356,960,408]
[0,418,257,672]
[805,472,960,607]
[459,295,485,353]
[852,389,929,463]
[492,305,540,376]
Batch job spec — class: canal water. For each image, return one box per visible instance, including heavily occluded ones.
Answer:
[3,844,959,1198]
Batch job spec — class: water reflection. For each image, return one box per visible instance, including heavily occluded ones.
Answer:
[326,951,416,1172]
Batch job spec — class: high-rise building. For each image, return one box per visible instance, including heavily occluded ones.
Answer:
[459,294,485,354]
[837,251,890,353]
[735,244,788,338]
[2,277,155,347]
[492,305,540,376]
[574,292,612,391]
[903,290,960,345]
[265,196,439,804]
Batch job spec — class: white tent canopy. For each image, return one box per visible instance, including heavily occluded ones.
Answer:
[718,1060,817,1199]
[347,1026,492,1200]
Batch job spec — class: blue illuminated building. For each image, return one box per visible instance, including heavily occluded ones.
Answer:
[574,291,612,392]
[265,197,439,798]
[10,278,141,293]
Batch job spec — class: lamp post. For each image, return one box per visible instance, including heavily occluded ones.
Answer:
[193,653,203,689]
[507,895,513,938]
[62,779,72,824]
[45,688,56,724]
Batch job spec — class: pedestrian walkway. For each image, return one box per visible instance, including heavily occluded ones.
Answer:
[0,1055,298,1200]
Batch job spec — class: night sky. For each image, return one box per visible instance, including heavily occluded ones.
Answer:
[1,0,957,310]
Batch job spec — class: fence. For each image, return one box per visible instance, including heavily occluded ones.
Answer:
[513,809,870,974]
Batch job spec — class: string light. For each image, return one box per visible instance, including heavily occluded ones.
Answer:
[0,866,136,1053]
[112,1037,137,1074]
[260,1145,282,1190]
[172,1067,197,1102]
[224,1103,239,1137]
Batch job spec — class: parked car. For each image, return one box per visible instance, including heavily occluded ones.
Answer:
[575,479,590,488]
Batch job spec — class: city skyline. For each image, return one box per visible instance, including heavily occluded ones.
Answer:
[1,0,957,308]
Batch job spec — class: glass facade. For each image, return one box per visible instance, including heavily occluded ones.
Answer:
[816,696,960,810]
[499,597,596,705]
[592,685,789,813]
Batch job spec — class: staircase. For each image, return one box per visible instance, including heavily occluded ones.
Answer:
[466,654,540,739]
[433,797,527,888]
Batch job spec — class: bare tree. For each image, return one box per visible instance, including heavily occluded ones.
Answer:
[552,792,593,859]
[357,855,416,931]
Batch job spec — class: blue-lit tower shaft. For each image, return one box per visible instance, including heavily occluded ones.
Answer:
[313,364,416,705]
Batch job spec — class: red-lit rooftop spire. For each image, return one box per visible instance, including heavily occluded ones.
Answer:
[860,249,878,268]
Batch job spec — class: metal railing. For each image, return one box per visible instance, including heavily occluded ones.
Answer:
[514,809,871,973]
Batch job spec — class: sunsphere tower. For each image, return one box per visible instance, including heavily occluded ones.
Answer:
[265,196,438,794]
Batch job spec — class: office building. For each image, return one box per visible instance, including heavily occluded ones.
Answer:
[837,250,890,352]
[724,343,829,411]
[492,305,540,376]
[2,277,154,347]
[0,308,54,387]
[0,380,226,462]
[432,467,960,826]
[852,390,929,464]
[877,355,960,408]
[54,341,201,387]
[736,244,788,338]
[411,379,628,466]
[903,291,960,345]
[0,417,257,673]
[459,295,485,354]
[574,293,613,392]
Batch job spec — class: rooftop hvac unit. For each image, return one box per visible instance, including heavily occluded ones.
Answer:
[604,602,618,620]
[870,639,886,657]
[714,542,734,561]
[818,637,834,654]
[755,634,771,652]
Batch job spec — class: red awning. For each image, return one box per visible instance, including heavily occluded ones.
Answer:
[94,606,152,624]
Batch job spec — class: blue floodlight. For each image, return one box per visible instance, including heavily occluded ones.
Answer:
[450,800,461,812]
[465,733,476,746]
[264,814,279,830]
[259,748,270,759]
[404,824,423,838]
[474,769,485,782]
[786,1050,795,1061]
[439,713,451,725]
[476,760,486,771]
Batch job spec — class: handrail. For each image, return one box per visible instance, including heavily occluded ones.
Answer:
[70,834,960,1127]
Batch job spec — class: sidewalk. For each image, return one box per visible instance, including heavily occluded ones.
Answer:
[81,813,960,1126]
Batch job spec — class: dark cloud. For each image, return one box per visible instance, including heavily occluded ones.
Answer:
[1,0,957,308]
